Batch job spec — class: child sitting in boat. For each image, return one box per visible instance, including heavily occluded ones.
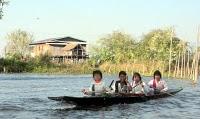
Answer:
[148,70,168,94]
[114,71,129,93]
[128,72,150,95]
[82,70,107,96]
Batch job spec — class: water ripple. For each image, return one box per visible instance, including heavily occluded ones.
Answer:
[0,74,199,119]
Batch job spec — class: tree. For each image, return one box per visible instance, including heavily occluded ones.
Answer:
[91,31,136,64]
[0,0,8,19]
[139,28,185,62]
[5,29,34,59]
[90,28,190,75]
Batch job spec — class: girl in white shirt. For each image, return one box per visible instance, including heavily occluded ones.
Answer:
[82,70,106,96]
[128,72,150,95]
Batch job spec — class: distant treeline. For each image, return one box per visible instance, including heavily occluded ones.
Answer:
[1,28,199,81]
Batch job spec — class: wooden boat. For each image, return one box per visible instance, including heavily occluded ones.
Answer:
[48,88,182,107]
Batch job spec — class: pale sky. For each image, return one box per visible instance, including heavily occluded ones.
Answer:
[0,0,200,56]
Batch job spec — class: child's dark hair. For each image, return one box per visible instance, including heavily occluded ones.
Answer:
[133,72,142,81]
[119,71,127,76]
[153,70,162,79]
[93,70,102,78]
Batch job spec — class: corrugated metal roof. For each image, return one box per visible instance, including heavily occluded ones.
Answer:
[30,36,86,45]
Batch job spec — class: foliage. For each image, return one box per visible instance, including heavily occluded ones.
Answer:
[91,31,136,64]
[5,29,34,59]
[0,0,9,19]
[138,28,185,62]
[91,28,189,74]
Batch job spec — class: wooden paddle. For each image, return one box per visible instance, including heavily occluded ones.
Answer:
[160,91,175,96]
[109,80,114,90]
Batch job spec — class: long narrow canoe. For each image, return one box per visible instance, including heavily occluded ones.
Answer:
[48,88,182,107]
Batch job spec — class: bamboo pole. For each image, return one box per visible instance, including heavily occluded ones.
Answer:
[142,64,145,74]
[177,52,180,77]
[125,64,128,73]
[108,65,111,73]
[191,55,195,80]
[186,51,190,78]
[173,58,178,77]
[162,61,164,77]
[193,26,200,83]
[183,48,186,78]
[168,28,174,78]
[3,66,6,73]
[181,51,184,78]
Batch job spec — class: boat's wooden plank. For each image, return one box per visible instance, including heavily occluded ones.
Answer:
[48,88,183,107]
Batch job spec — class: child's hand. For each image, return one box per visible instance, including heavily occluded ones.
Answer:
[141,84,144,88]
[82,89,88,95]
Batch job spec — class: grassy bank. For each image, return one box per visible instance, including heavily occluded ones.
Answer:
[0,57,195,81]
[0,57,166,75]
[31,63,93,74]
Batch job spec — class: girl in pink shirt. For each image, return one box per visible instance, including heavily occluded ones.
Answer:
[148,70,168,93]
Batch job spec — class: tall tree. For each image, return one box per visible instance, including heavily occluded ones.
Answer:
[90,28,189,75]
[139,29,185,62]
[92,31,136,64]
[5,29,34,59]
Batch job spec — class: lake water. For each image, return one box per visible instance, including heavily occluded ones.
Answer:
[0,73,199,119]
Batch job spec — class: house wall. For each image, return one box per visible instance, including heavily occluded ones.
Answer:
[31,44,51,57]
[49,44,65,56]
[30,43,88,63]
[64,51,73,56]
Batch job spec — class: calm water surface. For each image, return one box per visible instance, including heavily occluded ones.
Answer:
[0,73,199,119]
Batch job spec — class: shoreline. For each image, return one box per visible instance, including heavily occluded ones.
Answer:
[0,71,191,80]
